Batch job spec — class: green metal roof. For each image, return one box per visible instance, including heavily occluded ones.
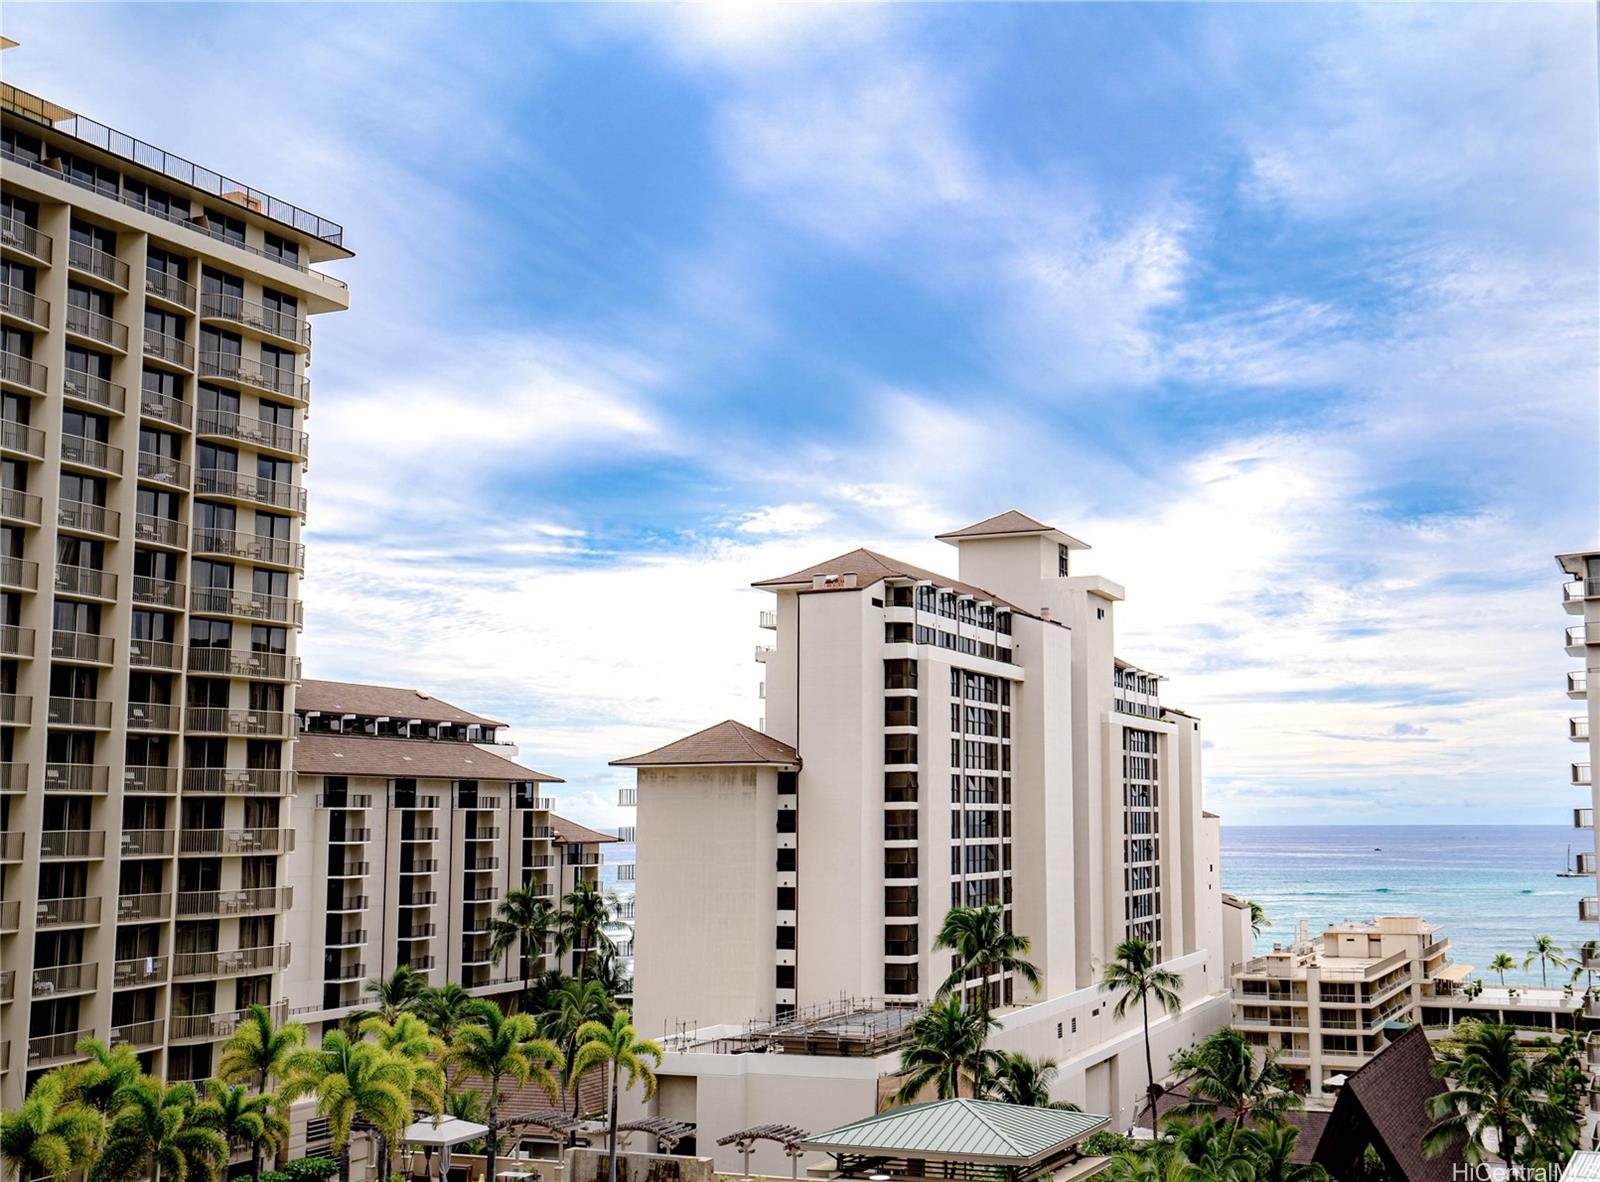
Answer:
[801,1100,1109,1164]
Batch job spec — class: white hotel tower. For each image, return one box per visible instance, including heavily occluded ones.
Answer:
[1560,550,1600,949]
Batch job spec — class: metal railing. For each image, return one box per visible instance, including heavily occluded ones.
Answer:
[58,499,120,538]
[139,387,192,429]
[136,451,189,487]
[124,765,179,794]
[190,585,304,627]
[131,575,185,609]
[0,624,35,658]
[195,466,306,514]
[0,283,48,326]
[2,417,45,458]
[129,637,183,671]
[181,767,293,796]
[172,943,291,979]
[35,896,102,926]
[65,303,128,351]
[178,828,295,854]
[192,529,305,569]
[184,707,295,737]
[33,962,98,995]
[0,349,46,392]
[134,514,186,550]
[109,1020,165,1049]
[118,829,175,856]
[1,214,51,262]
[145,268,196,310]
[0,556,37,590]
[197,351,309,401]
[39,829,106,858]
[185,646,299,681]
[169,1002,288,1043]
[0,693,31,724]
[28,1029,94,1065]
[63,367,126,413]
[1,488,42,526]
[47,695,112,729]
[196,407,309,458]
[43,763,109,793]
[176,886,293,918]
[143,329,194,369]
[52,628,114,663]
[114,892,171,921]
[200,292,311,346]
[68,239,130,288]
[55,563,117,600]
[61,432,123,474]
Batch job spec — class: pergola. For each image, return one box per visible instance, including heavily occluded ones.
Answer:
[499,1109,595,1146]
[718,1124,810,1179]
[801,1100,1110,1182]
[615,1118,697,1153]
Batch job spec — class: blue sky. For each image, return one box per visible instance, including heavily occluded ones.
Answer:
[6,4,1596,828]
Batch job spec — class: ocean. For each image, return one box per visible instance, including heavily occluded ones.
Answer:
[1223,825,1590,987]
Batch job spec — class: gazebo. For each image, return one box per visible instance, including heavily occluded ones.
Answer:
[400,1116,491,1182]
[801,1100,1110,1182]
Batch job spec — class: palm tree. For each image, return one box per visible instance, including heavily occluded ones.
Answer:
[1423,1022,1575,1164]
[1246,901,1269,939]
[282,1031,417,1182]
[560,881,614,982]
[0,1072,105,1182]
[356,965,426,1025]
[934,904,1041,1093]
[194,1082,289,1182]
[541,978,617,1116]
[1097,1141,1196,1182]
[416,983,480,1047]
[1244,1123,1328,1182]
[56,1039,144,1115]
[360,1014,446,1178]
[569,1014,663,1182]
[1167,1028,1299,1148]
[93,1078,228,1182]
[487,888,560,1004]
[984,1053,1079,1109]
[894,996,997,1103]
[1524,936,1568,988]
[217,1003,312,1180]
[1488,953,1516,987]
[1100,938,1184,1121]
[448,1004,564,1182]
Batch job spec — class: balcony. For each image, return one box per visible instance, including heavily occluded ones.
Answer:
[0,764,22,793]
[61,433,124,477]
[47,696,112,730]
[109,1020,165,1050]
[193,529,304,571]
[0,215,51,263]
[399,859,439,874]
[136,451,189,489]
[129,637,183,671]
[464,827,502,841]
[0,283,48,329]
[0,832,18,861]
[28,1029,93,1067]
[1570,626,1590,657]
[398,891,437,908]
[402,827,439,841]
[143,330,194,370]
[1,418,44,459]
[182,768,293,796]
[331,827,372,844]
[324,960,366,983]
[32,962,98,996]
[63,368,127,414]
[0,350,46,394]
[1572,672,1589,699]
[55,564,118,601]
[43,763,109,794]
[173,943,291,980]
[0,969,10,999]
[755,645,773,664]
[134,513,186,550]
[169,1002,288,1043]
[328,894,369,912]
[67,240,130,290]
[58,499,120,540]
[118,829,175,857]
[145,268,196,312]
[327,929,367,948]
[196,407,309,460]
[0,899,16,932]
[127,701,181,732]
[178,828,296,855]
[186,646,299,682]
[65,304,129,352]
[0,693,31,725]
[318,793,373,809]
[35,896,102,927]
[1583,897,1600,923]
[39,830,106,859]
[52,629,114,665]
[1574,717,1591,741]
[456,797,502,811]
[0,556,37,591]
[397,924,437,940]
[1577,763,1592,788]
[184,707,295,738]
[0,624,34,658]
[139,387,193,430]
[200,292,312,349]
[125,765,179,794]
[190,586,304,628]
[618,787,638,807]
[116,891,171,922]
[132,575,185,610]
[195,467,306,515]
[1,488,42,527]
[759,609,778,629]
[328,861,371,878]
[176,886,293,918]
[396,794,440,810]
[198,351,310,402]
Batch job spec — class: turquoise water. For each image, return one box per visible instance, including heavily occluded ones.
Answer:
[1222,825,1590,987]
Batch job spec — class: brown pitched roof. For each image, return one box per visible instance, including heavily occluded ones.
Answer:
[751,547,1027,612]
[1313,1026,1465,1182]
[294,733,561,783]
[297,680,503,727]
[610,720,801,768]
[934,511,1089,551]
[550,813,620,845]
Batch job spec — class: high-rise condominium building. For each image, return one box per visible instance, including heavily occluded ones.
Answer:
[1559,550,1600,966]
[616,511,1230,1132]
[0,79,349,1105]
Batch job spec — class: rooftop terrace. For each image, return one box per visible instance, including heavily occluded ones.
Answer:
[670,996,924,1058]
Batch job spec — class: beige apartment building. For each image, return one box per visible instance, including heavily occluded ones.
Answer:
[0,78,348,1105]
[614,511,1234,1145]
[1560,550,1600,963]
[1232,915,1457,1096]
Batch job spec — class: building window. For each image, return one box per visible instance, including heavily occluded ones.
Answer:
[775,965,795,989]
[776,926,796,950]
[1058,544,1070,577]
[776,809,796,834]
[777,848,796,872]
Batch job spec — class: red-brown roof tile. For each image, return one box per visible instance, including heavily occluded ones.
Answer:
[610,720,801,768]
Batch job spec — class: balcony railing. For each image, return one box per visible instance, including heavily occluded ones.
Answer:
[127,701,181,732]
[0,283,48,327]
[63,367,127,414]
[0,899,17,932]
[184,707,295,738]
[324,961,366,982]
[47,695,112,729]
[1583,897,1599,923]
[1570,625,1589,652]
[327,929,367,947]
[1,417,45,458]
[0,969,11,1000]
[173,943,291,979]
[35,896,102,926]
[1,488,42,526]
[136,450,189,488]
[328,894,369,912]
[195,467,307,514]
[179,828,295,855]
[0,556,37,591]
[124,765,179,794]
[197,351,309,401]
[0,693,31,725]
[1,215,51,262]
[190,586,304,627]
[193,528,304,570]
[52,629,114,664]
[58,499,120,539]
[0,350,46,393]
[1576,763,1592,787]
[317,793,373,808]
[129,637,183,671]
[132,575,185,609]
[618,787,638,807]
[68,238,130,288]
[1573,672,1590,698]
[145,268,196,311]
[33,962,98,995]
[109,1020,165,1049]
[176,886,293,918]
[143,330,194,370]
[181,768,293,796]
[0,832,19,861]
[118,829,175,857]
[200,292,312,347]
[39,829,106,859]
[169,1002,288,1043]
[65,304,129,351]
[44,763,109,793]
[61,432,124,475]
[186,646,299,682]
[28,1029,94,1066]
[196,407,309,459]
[139,387,192,429]
[1574,718,1590,741]
[398,924,438,939]
[0,764,21,793]
[55,564,117,600]
[134,513,186,549]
